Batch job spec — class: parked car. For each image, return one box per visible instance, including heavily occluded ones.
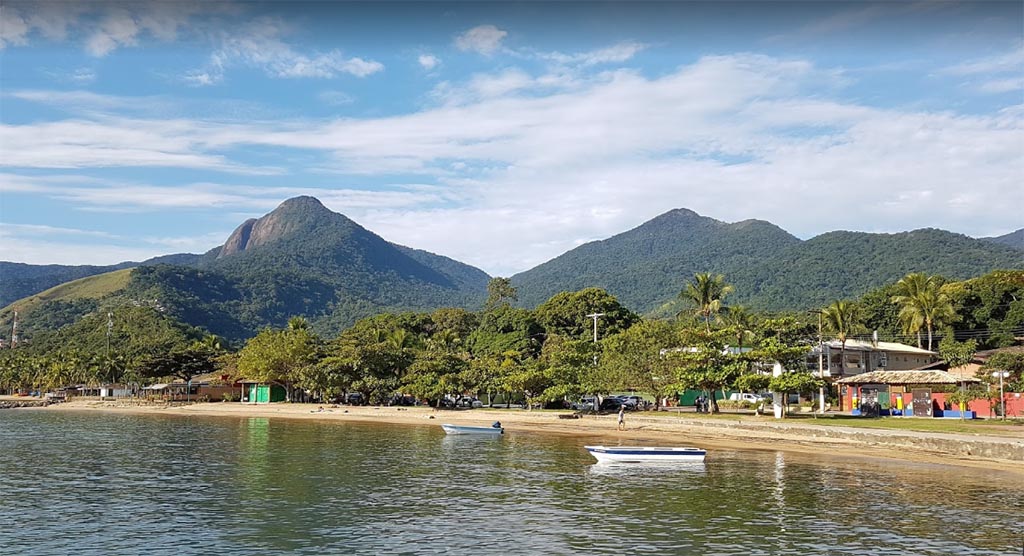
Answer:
[455,396,483,409]
[728,392,765,404]
[572,396,597,411]
[345,392,365,405]
[599,397,624,412]
[617,395,647,410]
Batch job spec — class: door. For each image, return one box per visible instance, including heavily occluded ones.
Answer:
[911,389,932,417]
[256,385,270,404]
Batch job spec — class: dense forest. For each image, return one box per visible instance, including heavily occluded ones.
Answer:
[3,270,1022,409]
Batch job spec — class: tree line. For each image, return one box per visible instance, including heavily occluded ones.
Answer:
[3,270,1021,402]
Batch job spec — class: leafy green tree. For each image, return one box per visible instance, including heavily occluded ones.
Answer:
[138,344,220,385]
[767,371,823,418]
[237,324,321,400]
[532,334,599,406]
[981,351,1024,392]
[599,320,677,408]
[466,305,543,358]
[485,277,518,311]
[680,273,733,332]
[535,288,638,340]
[404,350,469,407]
[669,326,743,413]
[938,337,977,370]
[821,300,864,378]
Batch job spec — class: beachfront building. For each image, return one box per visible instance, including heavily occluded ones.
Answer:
[808,340,938,379]
[836,370,982,418]
[239,381,287,404]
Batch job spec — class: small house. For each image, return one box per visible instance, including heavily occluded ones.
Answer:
[239,381,287,404]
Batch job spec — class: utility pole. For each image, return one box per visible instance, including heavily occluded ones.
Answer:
[106,312,113,384]
[586,313,604,364]
[818,311,825,414]
[585,312,605,415]
[992,371,1009,420]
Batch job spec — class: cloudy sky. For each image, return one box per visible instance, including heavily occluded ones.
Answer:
[1,1,1022,275]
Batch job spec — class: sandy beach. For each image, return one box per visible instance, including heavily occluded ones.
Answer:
[27,399,1023,475]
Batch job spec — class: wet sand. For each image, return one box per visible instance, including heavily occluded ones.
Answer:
[33,399,1024,475]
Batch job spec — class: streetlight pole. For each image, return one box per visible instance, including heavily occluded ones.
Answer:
[585,312,604,414]
[991,371,1009,420]
[585,313,604,364]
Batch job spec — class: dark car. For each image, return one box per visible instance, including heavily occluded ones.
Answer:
[345,392,365,405]
[599,397,624,412]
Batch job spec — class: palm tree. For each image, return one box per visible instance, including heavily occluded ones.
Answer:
[891,273,928,347]
[722,305,756,352]
[680,273,734,332]
[891,274,955,351]
[821,300,864,378]
[287,316,310,331]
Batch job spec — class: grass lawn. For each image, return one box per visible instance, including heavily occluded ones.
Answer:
[781,413,1024,435]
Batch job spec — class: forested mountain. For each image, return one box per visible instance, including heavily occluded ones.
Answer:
[512,210,1023,313]
[511,208,801,311]
[2,197,490,342]
[982,228,1024,251]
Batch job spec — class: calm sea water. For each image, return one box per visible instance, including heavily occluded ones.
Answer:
[0,411,1021,556]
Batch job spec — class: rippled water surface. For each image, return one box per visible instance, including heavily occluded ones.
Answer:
[1,411,1021,555]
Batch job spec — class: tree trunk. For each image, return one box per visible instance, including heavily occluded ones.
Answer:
[926,320,933,352]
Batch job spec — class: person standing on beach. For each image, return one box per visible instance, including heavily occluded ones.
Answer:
[617,405,626,430]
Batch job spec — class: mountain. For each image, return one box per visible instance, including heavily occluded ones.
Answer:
[981,228,1024,251]
[2,197,490,342]
[511,210,1024,313]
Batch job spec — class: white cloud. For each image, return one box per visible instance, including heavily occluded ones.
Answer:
[539,41,647,67]
[455,24,507,55]
[5,53,1022,273]
[418,54,440,70]
[943,46,1024,76]
[942,45,1024,95]
[186,17,384,84]
[318,90,355,106]
[979,77,1024,94]
[0,222,120,239]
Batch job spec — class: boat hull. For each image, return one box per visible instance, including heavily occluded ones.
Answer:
[442,424,504,435]
[585,445,706,463]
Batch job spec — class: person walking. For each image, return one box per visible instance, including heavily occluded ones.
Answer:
[617,404,626,431]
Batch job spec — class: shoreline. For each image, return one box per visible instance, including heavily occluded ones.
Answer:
[30,400,1024,475]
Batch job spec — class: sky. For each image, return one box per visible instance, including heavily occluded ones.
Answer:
[1,1,1022,276]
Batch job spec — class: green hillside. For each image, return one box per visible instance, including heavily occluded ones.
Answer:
[512,210,1023,314]
[0,269,135,338]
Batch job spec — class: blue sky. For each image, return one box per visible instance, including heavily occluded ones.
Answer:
[1,1,1022,275]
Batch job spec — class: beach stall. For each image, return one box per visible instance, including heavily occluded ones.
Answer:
[837,370,980,417]
[239,381,287,404]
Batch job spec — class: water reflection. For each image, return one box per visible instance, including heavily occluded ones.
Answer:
[586,461,707,477]
[0,411,1020,556]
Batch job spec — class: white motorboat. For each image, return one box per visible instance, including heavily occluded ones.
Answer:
[441,423,504,435]
[585,445,706,463]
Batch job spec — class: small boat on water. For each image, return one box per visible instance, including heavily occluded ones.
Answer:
[441,423,504,435]
[585,445,706,463]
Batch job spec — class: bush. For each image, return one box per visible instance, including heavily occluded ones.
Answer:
[717,400,754,410]
[222,391,239,402]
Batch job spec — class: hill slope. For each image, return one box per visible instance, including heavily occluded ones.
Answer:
[982,228,1024,251]
[512,210,1024,313]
